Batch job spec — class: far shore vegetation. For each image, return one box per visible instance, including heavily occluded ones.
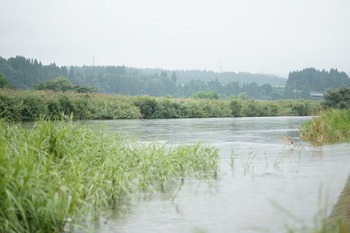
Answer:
[300,85,350,145]
[2,56,350,123]
[0,88,321,122]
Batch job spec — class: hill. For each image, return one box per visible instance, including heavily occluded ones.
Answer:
[2,56,350,100]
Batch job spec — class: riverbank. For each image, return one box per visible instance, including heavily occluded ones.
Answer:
[300,109,350,145]
[0,89,320,121]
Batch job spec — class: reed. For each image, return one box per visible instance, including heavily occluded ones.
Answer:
[300,109,350,145]
[0,119,219,232]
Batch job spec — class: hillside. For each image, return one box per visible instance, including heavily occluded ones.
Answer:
[2,56,350,100]
[0,56,286,99]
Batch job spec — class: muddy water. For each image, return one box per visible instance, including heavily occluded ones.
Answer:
[88,117,350,233]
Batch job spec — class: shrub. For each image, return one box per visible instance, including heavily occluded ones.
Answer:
[21,96,47,121]
[323,85,350,109]
[192,90,220,99]
[58,95,77,117]
[134,96,160,119]
[0,73,10,88]
[0,94,22,121]
[230,99,243,117]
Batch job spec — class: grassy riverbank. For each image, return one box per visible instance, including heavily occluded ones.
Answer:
[300,109,350,145]
[0,89,320,121]
[0,119,219,232]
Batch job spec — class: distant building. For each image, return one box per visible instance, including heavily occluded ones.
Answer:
[310,91,323,100]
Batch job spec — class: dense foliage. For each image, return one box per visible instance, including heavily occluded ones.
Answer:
[285,68,350,99]
[301,85,350,145]
[0,119,219,232]
[0,73,10,88]
[3,56,349,101]
[34,76,96,93]
[192,90,220,99]
[0,56,66,89]
[0,89,320,121]
[0,56,285,99]
[323,85,350,109]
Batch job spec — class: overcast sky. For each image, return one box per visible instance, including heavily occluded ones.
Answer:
[1,0,350,76]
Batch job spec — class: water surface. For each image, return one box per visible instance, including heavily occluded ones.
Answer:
[88,117,350,233]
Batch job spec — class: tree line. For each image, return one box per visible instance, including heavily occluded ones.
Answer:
[0,56,283,99]
[284,67,350,99]
[1,56,350,100]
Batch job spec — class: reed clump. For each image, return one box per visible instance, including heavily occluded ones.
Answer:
[300,109,350,145]
[0,119,219,232]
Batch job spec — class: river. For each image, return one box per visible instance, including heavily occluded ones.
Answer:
[87,116,350,233]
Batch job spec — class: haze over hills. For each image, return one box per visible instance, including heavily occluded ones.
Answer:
[0,55,286,87]
[1,56,349,100]
[137,68,287,86]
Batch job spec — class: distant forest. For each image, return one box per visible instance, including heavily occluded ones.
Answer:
[1,56,349,100]
[284,68,350,99]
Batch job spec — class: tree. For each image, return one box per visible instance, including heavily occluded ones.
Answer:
[261,83,273,96]
[207,77,222,93]
[285,68,350,99]
[75,86,96,93]
[242,82,259,98]
[183,79,208,97]
[323,85,350,109]
[0,73,10,88]
[35,76,74,92]
[68,66,75,81]
[192,90,219,99]
[171,71,177,83]
[160,71,167,78]
[301,81,311,99]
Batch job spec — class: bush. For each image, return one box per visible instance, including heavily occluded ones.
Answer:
[291,102,310,116]
[21,96,47,121]
[230,99,243,117]
[323,85,350,109]
[58,95,77,117]
[0,94,22,121]
[35,76,74,92]
[192,90,220,99]
[0,73,10,88]
[134,96,160,119]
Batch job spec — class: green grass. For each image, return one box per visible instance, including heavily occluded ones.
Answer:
[0,119,219,232]
[300,109,350,145]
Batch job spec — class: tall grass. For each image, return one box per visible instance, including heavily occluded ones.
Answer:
[0,119,219,232]
[300,109,350,145]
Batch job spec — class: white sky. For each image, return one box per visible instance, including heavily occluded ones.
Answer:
[1,0,350,76]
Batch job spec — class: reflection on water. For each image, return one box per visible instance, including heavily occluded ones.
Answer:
[87,117,350,233]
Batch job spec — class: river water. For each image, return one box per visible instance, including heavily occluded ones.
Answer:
[87,116,350,233]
